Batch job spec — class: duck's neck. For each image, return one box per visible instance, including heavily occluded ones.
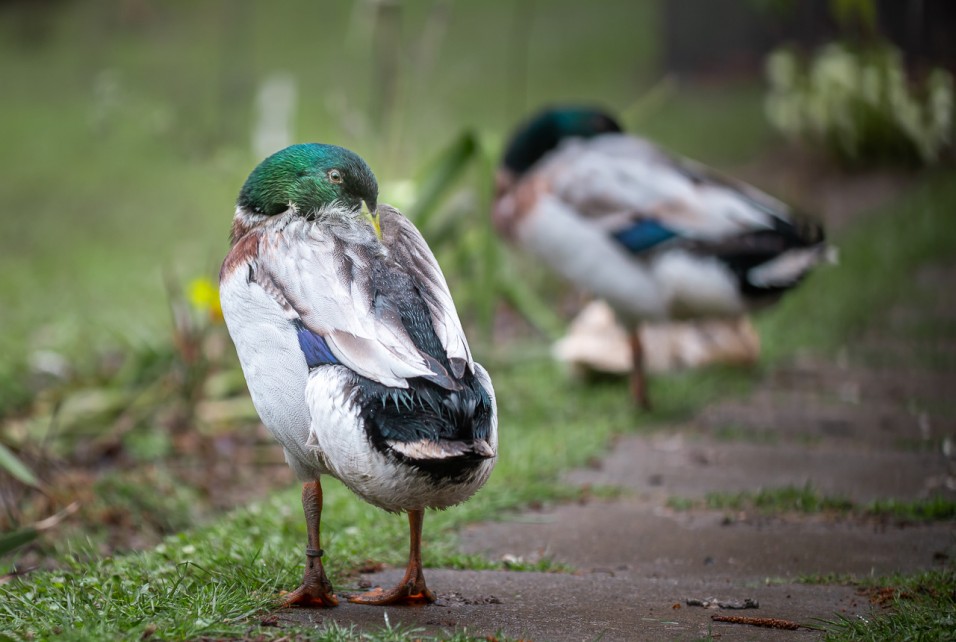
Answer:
[230,204,383,255]
[230,206,269,245]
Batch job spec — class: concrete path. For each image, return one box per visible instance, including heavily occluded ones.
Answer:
[281,265,955,640]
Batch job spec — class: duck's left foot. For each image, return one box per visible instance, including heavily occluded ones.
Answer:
[281,583,339,608]
[281,549,339,608]
[348,580,435,606]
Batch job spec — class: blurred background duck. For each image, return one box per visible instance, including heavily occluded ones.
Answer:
[493,106,832,408]
[220,143,497,607]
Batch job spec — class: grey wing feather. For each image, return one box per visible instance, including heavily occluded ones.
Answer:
[255,217,441,388]
[378,204,473,377]
[540,134,789,242]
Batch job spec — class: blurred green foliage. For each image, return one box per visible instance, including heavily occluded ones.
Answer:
[0,0,663,415]
[0,1,776,417]
[765,42,954,166]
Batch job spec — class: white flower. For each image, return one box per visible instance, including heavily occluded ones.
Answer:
[766,49,798,89]
[763,40,953,165]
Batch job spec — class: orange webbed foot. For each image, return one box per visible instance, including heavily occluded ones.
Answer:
[348,582,435,606]
[280,552,339,608]
[281,584,339,608]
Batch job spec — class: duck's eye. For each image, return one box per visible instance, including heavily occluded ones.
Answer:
[327,169,344,184]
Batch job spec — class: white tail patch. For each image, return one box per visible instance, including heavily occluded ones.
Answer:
[387,438,495,461]
[747,245,832,288]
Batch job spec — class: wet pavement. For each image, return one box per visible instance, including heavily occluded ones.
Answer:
[280,264,955,641]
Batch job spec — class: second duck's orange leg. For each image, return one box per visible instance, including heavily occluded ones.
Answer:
[630,328,652,411]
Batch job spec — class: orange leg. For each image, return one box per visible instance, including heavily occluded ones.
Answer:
[349,509,435,606]
[282,480,339,608]
[629,329,652,411]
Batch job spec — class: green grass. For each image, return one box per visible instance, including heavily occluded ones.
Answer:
[867,497,956,523]
[667,484,956,523]
[707,485,856,514]
[667,485,853,515]
[0,360,633,639]
[823,569,956,641]
[778,569,956,641]
[0,508,519,641]
[757,171,956,361]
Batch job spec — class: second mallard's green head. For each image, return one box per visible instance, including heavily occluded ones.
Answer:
[501,106,623,177]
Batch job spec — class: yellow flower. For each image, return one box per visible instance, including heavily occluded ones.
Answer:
[188,277,224,323]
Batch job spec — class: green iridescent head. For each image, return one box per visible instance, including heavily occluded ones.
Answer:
[238,143,379,219]
[502,106,622,176]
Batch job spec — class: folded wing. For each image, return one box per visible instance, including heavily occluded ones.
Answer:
[378,205,474,378]
[540,134,816,253]
[254,216,464,389]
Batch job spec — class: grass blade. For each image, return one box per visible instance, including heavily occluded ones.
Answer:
[0,527,38,558]
[0,442,39,487]
[407,130,479,228]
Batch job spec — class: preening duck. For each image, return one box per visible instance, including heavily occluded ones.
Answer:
[493,106,831,408]
[220,143,497,606]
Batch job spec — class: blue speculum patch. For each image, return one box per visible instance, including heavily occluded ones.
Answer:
[612,219,676,253]
[293,320,339,367]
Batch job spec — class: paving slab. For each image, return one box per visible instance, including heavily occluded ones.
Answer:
[280,568,867,641]
[281,263,956,641]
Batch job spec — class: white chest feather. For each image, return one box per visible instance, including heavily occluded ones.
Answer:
[220,271,323,479]
[649,251,745,319]
[516,196,745,323]
[517,194,668,322]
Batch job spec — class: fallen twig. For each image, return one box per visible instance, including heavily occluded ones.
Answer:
[34,501,80,530]
[711,614,801,630]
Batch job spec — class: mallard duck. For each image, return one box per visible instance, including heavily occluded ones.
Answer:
[493,106,830,408]
[220,143,497,607]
